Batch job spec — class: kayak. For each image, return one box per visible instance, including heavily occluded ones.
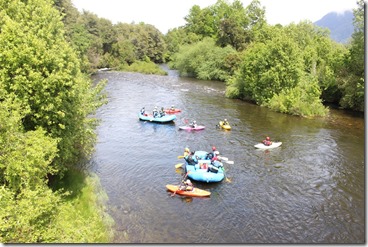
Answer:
[219,121,231,130]
[164,108,181,114]
[184,151,225,183]
[254,142,282,149]
[166,184,211,197]
[138,113,176,123]
[179,125,205,131]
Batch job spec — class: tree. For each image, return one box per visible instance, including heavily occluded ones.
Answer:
[337,0,364,111]
[170,37,237,81]
[0,0,106,173]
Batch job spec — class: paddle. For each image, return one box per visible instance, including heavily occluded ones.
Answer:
[178,155,185,159]
[222,168,231,183]
[171,172,189,197]
[217,156,234,165]
[175,163,183,169]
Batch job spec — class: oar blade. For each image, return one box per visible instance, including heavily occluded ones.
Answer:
[219,156,228,161]
[175,163,183,168]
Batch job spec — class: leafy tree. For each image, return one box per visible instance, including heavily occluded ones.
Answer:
[184,5,216,38]
[0,0,106,173]
[337,0,364,111]
[114,22,167,64]
[226,33,304,104]
[265,75,328,116]
[183,0,266,51]
[170,37,237,81]
[165,27,201,60]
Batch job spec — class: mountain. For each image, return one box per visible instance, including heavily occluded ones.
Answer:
[314,10,354,44]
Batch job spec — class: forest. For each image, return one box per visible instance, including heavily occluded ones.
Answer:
[55,0,364,116]
[0,0,364,243]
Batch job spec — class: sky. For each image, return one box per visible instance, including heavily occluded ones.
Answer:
[71,0,358,34]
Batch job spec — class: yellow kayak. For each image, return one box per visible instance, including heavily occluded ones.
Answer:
[166,184,211,197]
[219,121,231,130]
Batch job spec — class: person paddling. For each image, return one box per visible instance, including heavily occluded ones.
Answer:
[262,136,272,146]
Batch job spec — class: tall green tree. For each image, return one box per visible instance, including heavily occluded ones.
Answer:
[0,0,106,173]
[170,37,237,81]
[337,0,364,111]
[225,25,328,116]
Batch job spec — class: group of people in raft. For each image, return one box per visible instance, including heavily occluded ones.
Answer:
[140,106,177,118]
[179,146,224,191]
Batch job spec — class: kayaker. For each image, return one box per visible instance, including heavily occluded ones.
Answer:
[180,179,193,191]
[190,120,197,128]
[140,107,145,115]
[170,105,175,111]
[262,136,272,146]
[223,119,229,126]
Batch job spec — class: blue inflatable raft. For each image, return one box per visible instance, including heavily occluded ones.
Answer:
[184,151,225,183]
[138,112,176,123]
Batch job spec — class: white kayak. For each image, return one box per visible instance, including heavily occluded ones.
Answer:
[254,142,282,149]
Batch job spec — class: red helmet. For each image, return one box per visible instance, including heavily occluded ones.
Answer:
[266,137,270,140]
[212,146,216,151]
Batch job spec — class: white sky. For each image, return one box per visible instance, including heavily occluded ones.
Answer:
[71,0,357,34]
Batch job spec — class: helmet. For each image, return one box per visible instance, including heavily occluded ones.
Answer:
[193,121,196,123]
[266,136,270,140]
[186,179,192,185]
[185,147,190,152]
[224,119,227,121]
[212,146,216,151]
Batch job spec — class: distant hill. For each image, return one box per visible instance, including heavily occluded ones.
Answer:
[314,10,354,44]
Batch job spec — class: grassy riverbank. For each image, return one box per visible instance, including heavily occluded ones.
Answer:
[50,169,114,243]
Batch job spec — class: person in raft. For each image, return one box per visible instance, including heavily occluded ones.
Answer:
[262,136,272,146]
[159,107,165,117]
[206,146,219,160]
[152,106,159,118]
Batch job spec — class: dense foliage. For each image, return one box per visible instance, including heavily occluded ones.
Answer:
[170,38,238,81]
[168,0,364,116]
[0,0,112,243]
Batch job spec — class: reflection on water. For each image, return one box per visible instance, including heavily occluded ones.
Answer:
[89,70,364,244]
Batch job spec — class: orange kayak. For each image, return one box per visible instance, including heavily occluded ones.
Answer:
[166,184,211,197]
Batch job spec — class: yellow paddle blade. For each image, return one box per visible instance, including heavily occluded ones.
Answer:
[177,155,185,159]
[175,163,183,168]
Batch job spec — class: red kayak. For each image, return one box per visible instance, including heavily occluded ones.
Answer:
[164,108,181,114]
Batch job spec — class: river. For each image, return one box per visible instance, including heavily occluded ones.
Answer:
[88,67,365,244]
